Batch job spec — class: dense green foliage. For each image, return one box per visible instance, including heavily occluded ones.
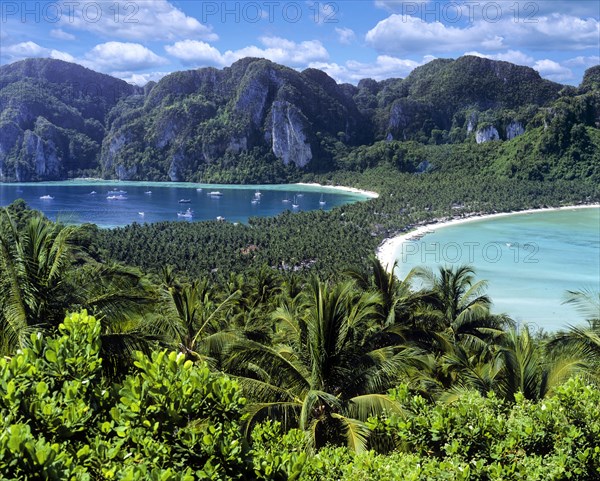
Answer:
[0,311,257,479]
[1,205,599,479]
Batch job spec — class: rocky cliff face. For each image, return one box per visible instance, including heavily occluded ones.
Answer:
[476,126,500,144]
[0,58,136,181]
[98,58,368,180]
[0,57,595,182]
[506,121,525,140]
[269,101,313,168]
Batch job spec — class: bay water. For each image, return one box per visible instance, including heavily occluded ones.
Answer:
[0,181,368,228]
[394,207,600,331]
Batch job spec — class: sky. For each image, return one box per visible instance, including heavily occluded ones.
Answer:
[0,1,598,86]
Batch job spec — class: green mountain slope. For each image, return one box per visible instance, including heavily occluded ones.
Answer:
[0,58,138,180]
[0,56,597,183]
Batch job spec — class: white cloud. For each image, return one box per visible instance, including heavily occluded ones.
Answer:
[83,42,168,72]
[366,13,599,55]
[1,41,74,62]
[165,40,223,65]
[533,59,574,82]
[113,71,171,86]
[564,56,600,68]
[58,0,217,42]
[464,50,535,65]
[335,27,356,45]
[50,29,75,41]
[49,50,75,63]
[526,14,599,50]
[309,55,435,84]
[165,37,329,67]
[366,15,505,55]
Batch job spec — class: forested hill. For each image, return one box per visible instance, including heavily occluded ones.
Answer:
[0,56,598,182]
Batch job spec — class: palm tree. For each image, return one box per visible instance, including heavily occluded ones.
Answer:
[0,212,76,349]
[411,265,510,354]
[496,326,585,402]
[227,277,409,452]
[0,210,161,375]
[157,273,241,363]
[549,289,600,380]
[346,259,421,328]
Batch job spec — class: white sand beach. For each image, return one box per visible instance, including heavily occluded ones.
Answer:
[295,182,380,199]
[377,204,600,273]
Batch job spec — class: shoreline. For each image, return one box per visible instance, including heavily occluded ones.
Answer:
[376,204,600,273]
[23,179,381,199]
[295,182,380,199]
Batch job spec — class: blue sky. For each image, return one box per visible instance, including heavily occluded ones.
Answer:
[1,1,598,86]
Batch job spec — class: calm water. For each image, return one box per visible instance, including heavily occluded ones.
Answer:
[0,181,369,228]
[394,208,600,331]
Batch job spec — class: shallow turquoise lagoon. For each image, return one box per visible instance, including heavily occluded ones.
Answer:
[393,208,600,331]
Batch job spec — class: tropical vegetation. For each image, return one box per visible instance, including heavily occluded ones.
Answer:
[1,54,599,479]
[0,202,599,479]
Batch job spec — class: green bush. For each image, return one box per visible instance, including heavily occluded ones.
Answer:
[0,310,255,480]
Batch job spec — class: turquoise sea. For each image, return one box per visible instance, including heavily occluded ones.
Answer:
[393,208,600,332]
[0,181,369,228]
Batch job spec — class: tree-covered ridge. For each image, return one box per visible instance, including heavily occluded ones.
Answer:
[0,56,598,183]
[0,59,138,181]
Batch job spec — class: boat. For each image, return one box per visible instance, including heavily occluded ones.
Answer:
[40,195,54,200]
[90,191,97,195]
[177,208,193,219]
[296,193,304,197]
[319,194,326,206]
[145,191,152,195]
[216,216,225,222]
[108,190,127,195]
[107,195,127,200]
[282,197,291,203]
[196,188,203,192]
[292,196,299,209]
[138,212,145,216]
[208,191,223,197]
[254,190,262,199]
[179,199,191,204]
[251,199,259,205]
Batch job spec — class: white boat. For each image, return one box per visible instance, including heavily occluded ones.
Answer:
[209,191,223,197]
[40,195,54,200]
[138,212,145,216]
[254,190,262,198]
[90,191,97,195]
[196,188,203,192]
[107,195,127,200]
[178,208,193,219]
[216,216,225,221]
[292,196,299,209]
[178,199,191,204]
[319,194,326,206]
[145,191,152,195]
[282,197,291,203]
[251,199,259,205]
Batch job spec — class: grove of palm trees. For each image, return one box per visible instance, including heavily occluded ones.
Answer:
[0,201,598,479]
